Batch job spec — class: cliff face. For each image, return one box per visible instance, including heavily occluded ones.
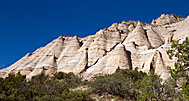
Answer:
[0,14,189,80]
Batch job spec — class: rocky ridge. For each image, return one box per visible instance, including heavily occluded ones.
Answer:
[0,14,189,80]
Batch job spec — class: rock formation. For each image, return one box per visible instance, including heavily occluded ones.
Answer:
[82,43,132,79]
[151,14,184,26]
[124,21,151,47]
[0,14,189,80]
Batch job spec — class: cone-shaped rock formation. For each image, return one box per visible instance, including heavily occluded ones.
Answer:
[124,21,151,47]
[0,14,188,80]
[82,43,132,79]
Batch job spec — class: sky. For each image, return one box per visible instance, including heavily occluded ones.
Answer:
[0,0,189,69]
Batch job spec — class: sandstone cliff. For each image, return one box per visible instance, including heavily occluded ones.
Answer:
[0,14,189,80]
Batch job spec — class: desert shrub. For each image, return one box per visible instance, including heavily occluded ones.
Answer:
[33,95,51,101]
[53,72,82,88]
[89,68,146,100]
[136,73,179,100]
[0,73,27,100]
[53,96,63,101]
[89,67,179,100]
[62,90,91,101]
[167,37,189,100]
[0,72,91,101]
[30,73,48,84]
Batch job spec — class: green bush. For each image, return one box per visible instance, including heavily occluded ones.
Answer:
[62,90,91,101]
[89,68,146,100]
[167,37,189,100]
[53,72,82,88]
[0,72,91,101]
[136,73,179,100]
[88,67,180,100]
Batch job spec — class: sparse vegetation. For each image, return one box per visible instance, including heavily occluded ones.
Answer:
[0,72,91,101]
[88,68,145,100]
[167,37,189,99]
[88,68,178,100]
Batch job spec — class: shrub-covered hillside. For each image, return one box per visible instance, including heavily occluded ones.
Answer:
[0,72,91,101]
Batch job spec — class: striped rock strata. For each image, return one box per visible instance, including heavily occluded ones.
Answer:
[0,14,189,80]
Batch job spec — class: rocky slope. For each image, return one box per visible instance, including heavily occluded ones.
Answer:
[0,14,189,80]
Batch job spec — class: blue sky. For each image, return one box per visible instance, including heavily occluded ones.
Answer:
[0,0,189,69]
